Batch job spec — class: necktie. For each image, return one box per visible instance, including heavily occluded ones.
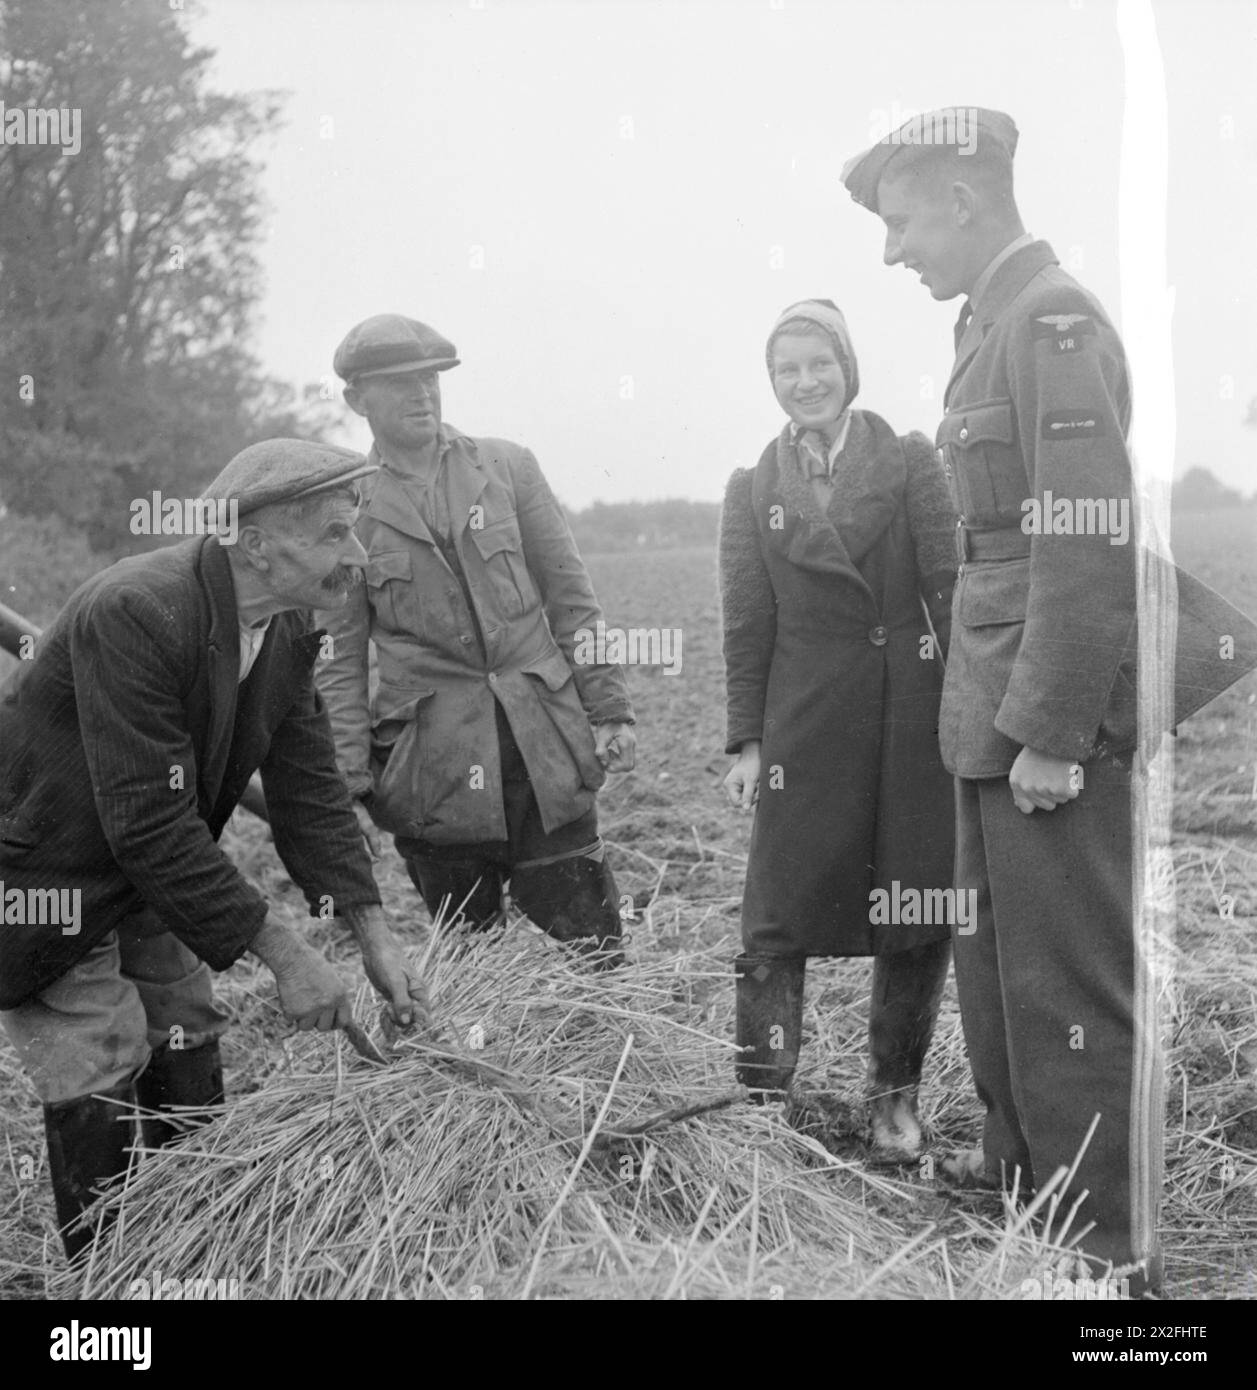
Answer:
[953,300,974,352]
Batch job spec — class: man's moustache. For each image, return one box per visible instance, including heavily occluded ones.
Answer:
[321,565,363,592]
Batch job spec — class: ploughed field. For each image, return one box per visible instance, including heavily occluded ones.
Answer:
[0,508,1253,1299]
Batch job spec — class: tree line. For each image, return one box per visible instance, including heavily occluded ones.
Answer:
[0,0,328,550]
[0,0,1251,557]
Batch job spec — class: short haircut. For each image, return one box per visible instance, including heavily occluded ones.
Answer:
[881,140,1017,215]
[244,483,361,538]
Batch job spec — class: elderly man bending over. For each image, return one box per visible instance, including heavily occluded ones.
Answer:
[0,440,424,1259]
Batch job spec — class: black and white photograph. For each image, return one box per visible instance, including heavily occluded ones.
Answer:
[0,0,1254,1338]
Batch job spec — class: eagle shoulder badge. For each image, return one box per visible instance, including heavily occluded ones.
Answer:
[1030,311,1097,354]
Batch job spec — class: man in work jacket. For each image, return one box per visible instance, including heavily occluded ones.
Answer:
[842,106,1257,1295]
[0,440,428,1258]
[317,315,635,961]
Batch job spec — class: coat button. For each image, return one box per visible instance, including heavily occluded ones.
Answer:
[488,672,498,683]
[869,625,889,647]
[958,426,969,442]
[459,634,472,645]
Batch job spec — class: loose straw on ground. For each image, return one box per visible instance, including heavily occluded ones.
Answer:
[42,924,1193,1300]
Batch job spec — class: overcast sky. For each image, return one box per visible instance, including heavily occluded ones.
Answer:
[191,0,1257,509]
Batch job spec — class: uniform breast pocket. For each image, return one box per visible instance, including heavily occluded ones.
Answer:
[365,549,424,638]
[936,398,1025,518]
[469,513,532,618]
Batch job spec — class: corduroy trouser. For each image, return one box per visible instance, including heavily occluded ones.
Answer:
[0,910,229,1104]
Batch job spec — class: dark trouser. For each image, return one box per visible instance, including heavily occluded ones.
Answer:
[734,941,950,1095]
[396,703,622,958]
[953,761,1162,1289]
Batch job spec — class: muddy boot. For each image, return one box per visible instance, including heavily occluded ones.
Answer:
[512,849,624,970]
[734,954,806,1102]
[43,1080,138,1261]
[136,1040,225,1149]
[867,939,951,1164]
[868,1089,925,1165]
[939,1147,1002,1191]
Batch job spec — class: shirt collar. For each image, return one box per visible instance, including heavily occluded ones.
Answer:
[373,424,454,481]
[969,231,1036,317]
[789,410,853,472]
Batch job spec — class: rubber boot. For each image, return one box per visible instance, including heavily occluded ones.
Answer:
[135,1040,225,1149]
[43,1080,137,1261]
[734,954,806,1102]
[511,851,624,970]
[867,939,951,1163]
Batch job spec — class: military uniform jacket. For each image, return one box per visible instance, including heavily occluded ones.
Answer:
[0,537,380,1009]
[937,239,1257,778]
[316,427,633,844]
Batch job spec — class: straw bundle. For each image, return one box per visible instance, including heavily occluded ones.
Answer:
[48,922,1074,1301]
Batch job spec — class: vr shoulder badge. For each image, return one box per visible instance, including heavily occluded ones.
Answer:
[1031,311,1096,354]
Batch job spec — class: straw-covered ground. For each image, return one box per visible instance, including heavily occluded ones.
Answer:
[1,509,1254,1299]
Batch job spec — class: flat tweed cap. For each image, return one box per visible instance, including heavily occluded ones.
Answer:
[200,440,377,518]
[334,314,460,382]
[841,107,1019,214]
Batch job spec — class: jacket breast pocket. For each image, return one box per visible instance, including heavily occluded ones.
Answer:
[937,398,1025,519]
[469,513,531,619]
[366,549,424,638]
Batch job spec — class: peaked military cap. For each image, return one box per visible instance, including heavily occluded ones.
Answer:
[333,314,461,383]
[841,107,1019,214]
[200,439,377,518]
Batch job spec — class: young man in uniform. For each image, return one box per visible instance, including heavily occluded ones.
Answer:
[841,106,1257,1293]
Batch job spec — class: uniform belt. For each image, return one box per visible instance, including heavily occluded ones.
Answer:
[955,522,1033,564]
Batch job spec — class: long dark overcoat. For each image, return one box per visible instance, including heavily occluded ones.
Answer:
[720,409,956,957]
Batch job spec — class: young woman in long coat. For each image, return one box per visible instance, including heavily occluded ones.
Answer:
[720,299,957,1162]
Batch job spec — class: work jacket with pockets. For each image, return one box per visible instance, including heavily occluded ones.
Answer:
[316,426,634,845]
[0,536,380,1010]
[937,239,1257,779]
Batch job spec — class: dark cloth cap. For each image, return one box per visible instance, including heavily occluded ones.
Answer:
[333,314,460,382]
[200,439,377,518]
[841,107,1019,214]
